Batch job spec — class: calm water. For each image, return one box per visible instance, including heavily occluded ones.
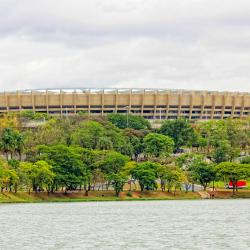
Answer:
[0,200,250,250]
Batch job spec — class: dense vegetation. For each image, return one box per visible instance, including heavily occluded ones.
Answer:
[0,112,250,197]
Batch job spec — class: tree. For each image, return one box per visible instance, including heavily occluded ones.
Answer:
[130,162,158,192]
[38,145,87,192]
[216,162,250,194]
[123,129,145,161]
[0,158,10,192]
[107,113,150,130]
[72,121,105,149]
[97,151,130,175]
[156,164,172,191]
[159,119,195,151]
[0,128,16,160]
[176,153,205,192]
[190,163,215,191]
[165,169,183,195]
[107,173,127,197]
[0,128,23,160]
[211,140,240,163]
[143,133,174,158]
[31,161,55,193]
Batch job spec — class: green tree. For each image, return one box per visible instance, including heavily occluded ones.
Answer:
[31,161,55,193]
[38,145,87,192]
[0,128,23,160]
[107,173,127,197]
[107,113,150,130]
[190,163,215,191]
[143,133,174,158]
[216,162,250,193]
[130,162,158,192]
[159,119,195,151]
[97,151,130,175]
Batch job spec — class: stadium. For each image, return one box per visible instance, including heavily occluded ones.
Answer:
[0,88,249,120]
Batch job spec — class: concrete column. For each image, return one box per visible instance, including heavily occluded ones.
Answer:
[31,90,35,112]
[101,90,104,116]
[177,93,182,118]
[46,90,49,114]
[240,95,245,118]
[231,95,236,118]
[73,90,77,114]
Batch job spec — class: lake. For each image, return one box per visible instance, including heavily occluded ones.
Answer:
[0,200,250,249]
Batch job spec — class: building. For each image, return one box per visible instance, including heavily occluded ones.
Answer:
[0,88,250,120]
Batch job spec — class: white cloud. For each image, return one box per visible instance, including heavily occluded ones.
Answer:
[0,0,250,92]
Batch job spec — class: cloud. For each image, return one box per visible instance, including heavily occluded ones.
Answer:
[0,0,249,92]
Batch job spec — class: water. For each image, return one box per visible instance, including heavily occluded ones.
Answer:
[0,200,250,250]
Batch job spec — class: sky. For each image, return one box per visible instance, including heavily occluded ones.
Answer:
[0,0,250,92]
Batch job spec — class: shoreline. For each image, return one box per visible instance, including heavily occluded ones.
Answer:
[1,190,250,204]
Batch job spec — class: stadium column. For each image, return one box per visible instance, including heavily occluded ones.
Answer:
[46,90,49,114]
[88,89,91,117]
[221,94,226,119]
[31,90,35,112]
[129,89,132,114]
[17,90,21,113]
[101,89,104,116]
[211,93,216,119]
[60,89,63,116]
[177,93,182,118]
[115,89,118,113]
[153,90,157,120]
[165,91,169,119]
[4,91,9,113]
[189,91,194,120]
[141,90,145,117]
[240,95,245,118]
[201,91,206,119]
[73,90,77,114]
[231,95,236,118]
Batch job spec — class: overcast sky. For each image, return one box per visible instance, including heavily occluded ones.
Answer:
[0,0,250,92]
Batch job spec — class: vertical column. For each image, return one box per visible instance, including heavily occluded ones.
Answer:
[201,91,206,119]
[189,92,194,120]
[46,90,49,114]
[115,89,118,113]
[231,95,236,118]
[211,93,216,119]
[59,90,63,116]
[153,90,157,120]
[5,91,9,113]
[166,91,169,119]
[221,94,226,119]
[73,90,77,114]
[129,90,132,114]
[141,90,145,116]
[101,89,104,116]
[17,91,21,112]
[177,93,182,118]
[240,95,245,118]
[31,90,35,112]
[88,89,91,116]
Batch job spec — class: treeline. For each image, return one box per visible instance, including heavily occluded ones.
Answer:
[0,112,250,195]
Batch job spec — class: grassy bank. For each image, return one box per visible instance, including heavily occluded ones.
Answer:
[1,190,250,203]
[0,190,200,203]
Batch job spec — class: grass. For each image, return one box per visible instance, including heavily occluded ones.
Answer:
[1,189,250,204]
[0,190,200,203]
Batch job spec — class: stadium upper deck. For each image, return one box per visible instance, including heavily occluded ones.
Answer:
[0,88,249,120]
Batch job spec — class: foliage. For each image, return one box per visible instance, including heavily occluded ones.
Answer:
[143,133,174,158]
[130,162,159,191]
[216,162,250,193]
[159,119,195,150]
[108,113,151,130]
